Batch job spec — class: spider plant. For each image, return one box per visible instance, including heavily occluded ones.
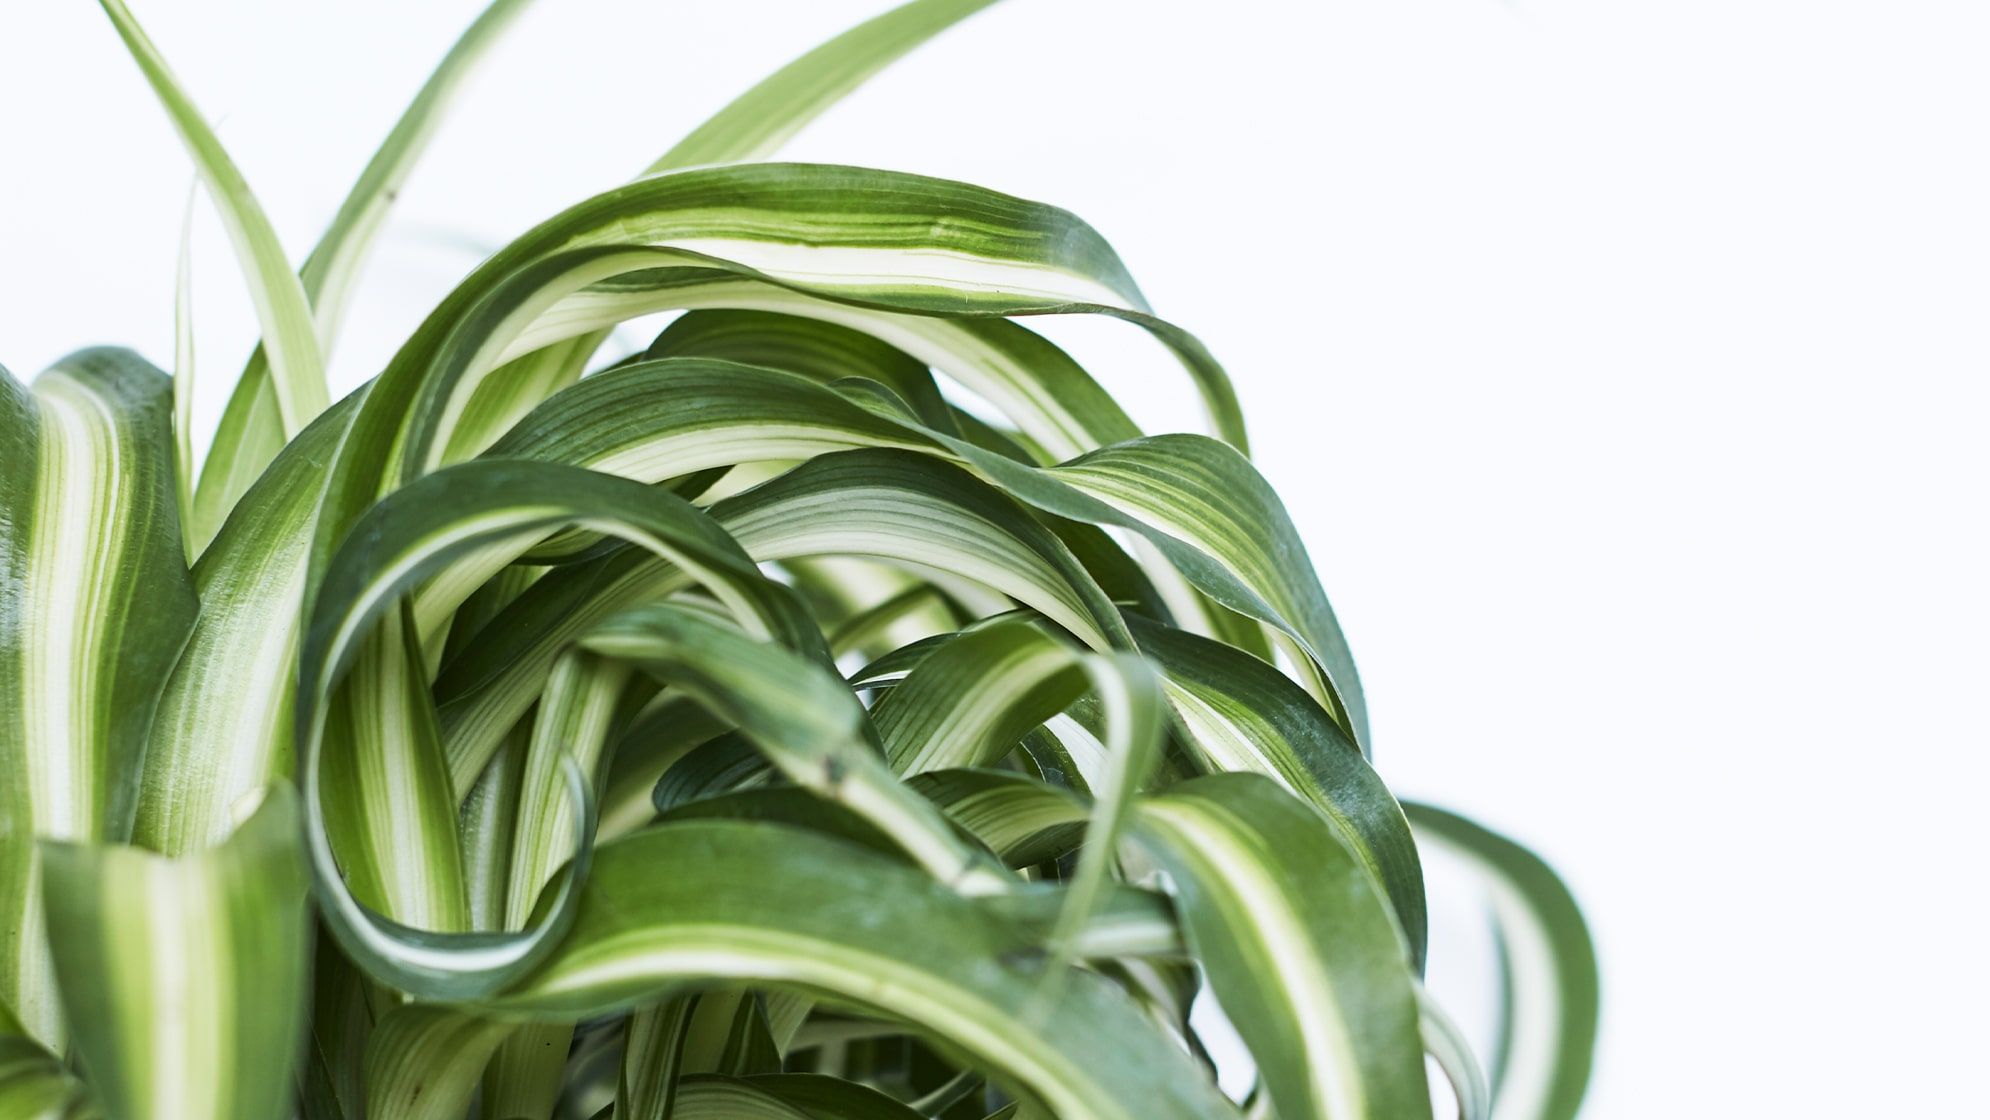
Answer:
[0,1,1598,1118]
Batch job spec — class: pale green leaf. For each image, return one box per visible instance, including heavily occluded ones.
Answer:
[648,0,1001,173]
[41,784,309,1120]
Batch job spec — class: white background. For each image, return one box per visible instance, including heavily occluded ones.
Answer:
[4,1,1986,1114]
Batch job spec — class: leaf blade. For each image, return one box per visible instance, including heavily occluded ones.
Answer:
[95,0,327,437]
[1405,804,1598,1120]
[648,0,1001,173]
[492,820,1240,1120]
[0,351,197,1047]
[41,785,310,1120]
[1136,774,1431,1120]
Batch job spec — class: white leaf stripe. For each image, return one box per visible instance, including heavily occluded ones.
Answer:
[171,189,197,563]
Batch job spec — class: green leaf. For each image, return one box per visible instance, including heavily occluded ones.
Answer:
[617,997,695,1120]
[1417,985,1490,1120]
[407,257,1235,473]
[95,0,326,438]
[648,0,1001,173]
[579,603,1000,891]
[170,188,197,563]
[133,390,363,857]
[433,447,1132,785]
[190,0,541,547]
[505,653,630,929]
[303,161,1219,558]
[1405,805,1598,1120]
[40,783,310,1120]
[647,310,959,434]
[475,357,1356,745]
[0,351,197,1048]
[483,1018,575,1120]
[0,1034,98,1120]
[906,769,1086,868]
[299,459,821,995]
[1046,652,1165,960]
[674,1073,932,1119]
[871,619,1090,775]
[298,0,542,351]
[876,623,1168,962]
[361,1004,513,1120]
[1128,617,1424,966]
[1135,774,1431,1120]
[321,603,468,931]
[490,821,1241,1120]
[9,6,1597,1115]
[299,932,381,1120]
[183,368,288,558]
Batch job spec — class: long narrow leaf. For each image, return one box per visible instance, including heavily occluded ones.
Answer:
[1129,617,1423,963]
[362,1004,513,1120]
[41,784,310,1120]
[170,188,197,560]
[491,821,1241,1120]
[190,0,541,546]
[648,0,1000,173]
[0,351,196,1047]
[95,0,326,437]
[1405,805,1598,1120]
[134,391,363,856]
[1136,774,1431,1120]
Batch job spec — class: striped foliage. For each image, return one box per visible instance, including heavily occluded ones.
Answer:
[0,0,1600,1116]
